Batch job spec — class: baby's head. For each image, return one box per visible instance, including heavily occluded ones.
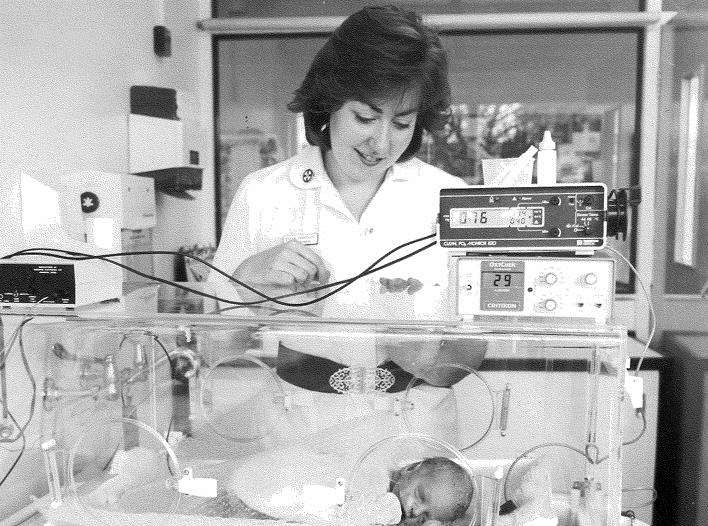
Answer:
[389,457,474,525]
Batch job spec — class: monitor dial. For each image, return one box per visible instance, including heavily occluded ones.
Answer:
[543,272,558,285]
[583,273,598,285]
[540,299,557,311]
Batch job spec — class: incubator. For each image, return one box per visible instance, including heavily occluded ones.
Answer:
[7,282,629,526]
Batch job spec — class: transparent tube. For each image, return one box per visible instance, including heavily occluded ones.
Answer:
[41,438,63,506]
[199,354,289,443]
[402,362,496,453]
[68,416,182,525]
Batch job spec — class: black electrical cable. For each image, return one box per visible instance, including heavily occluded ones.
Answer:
[622,486,658,510]
[214,234,437,312]
[6,234,436,308]
[152,336,172,365]
[5,233,435,303]
[8,234,435,307]
[0,317,35,369]
[165,412,175,476]
[117,331,174,433]
[596,409,647,465]
[623,410,647,447]
[118,332,173,366]
[0,317,36,447]
[0,409,25,488]
[215,240,437,311]
[17,324,37,435]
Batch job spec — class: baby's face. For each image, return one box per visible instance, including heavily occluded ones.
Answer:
[392,463,463,525]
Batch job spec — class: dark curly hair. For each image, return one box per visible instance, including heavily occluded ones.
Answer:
[287,5,451,162]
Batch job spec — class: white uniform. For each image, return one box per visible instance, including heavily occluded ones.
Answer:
[209,145,468,450]
[210,144,466,317]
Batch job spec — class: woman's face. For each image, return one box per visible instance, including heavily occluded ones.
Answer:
[326,90,419,185]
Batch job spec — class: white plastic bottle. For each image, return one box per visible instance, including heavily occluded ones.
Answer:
[536,130,557,185]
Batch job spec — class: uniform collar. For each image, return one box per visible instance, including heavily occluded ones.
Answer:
[288,145,327,189]
[386,159,412,183]
[287,145,414,189]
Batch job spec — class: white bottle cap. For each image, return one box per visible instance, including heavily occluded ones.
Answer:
[539,130,555,150]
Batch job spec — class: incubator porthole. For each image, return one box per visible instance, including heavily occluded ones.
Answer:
[198,354,299,444]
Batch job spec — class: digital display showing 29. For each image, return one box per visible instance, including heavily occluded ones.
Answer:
[481,271,524,289]
[450,207,543,228]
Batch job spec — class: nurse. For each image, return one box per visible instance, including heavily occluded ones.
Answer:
[211,5,466,302]
[210,6,478,450]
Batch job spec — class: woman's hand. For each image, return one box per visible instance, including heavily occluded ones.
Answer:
[234,239,330,289]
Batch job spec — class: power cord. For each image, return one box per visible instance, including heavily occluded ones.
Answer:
[116,331,174,438]
[212,234,437,313]
[4,233,436,308]
[118,331,173,365]
[596,405,647,464]
[1,315,40,448]
[17,323,37,437]
[601,245,656,375]
[0,408,25,488]
[622,486,657,510]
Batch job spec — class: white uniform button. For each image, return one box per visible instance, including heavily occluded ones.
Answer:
[302,169,314,183]
[543,299,557,311]
[584,273,598,285]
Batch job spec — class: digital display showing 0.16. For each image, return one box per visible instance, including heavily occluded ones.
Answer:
[449,207,543,228]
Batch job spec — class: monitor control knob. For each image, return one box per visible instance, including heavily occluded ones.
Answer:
[543,272,558,285]
[549,196,561,206]
[584,273,598,285]
[548,227,562,237]
[543,299,557,311]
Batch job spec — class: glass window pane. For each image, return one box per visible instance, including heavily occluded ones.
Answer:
[215,0,642,18]
[664,27,708,295]
[215,30,641,291]
[216,36,326,228]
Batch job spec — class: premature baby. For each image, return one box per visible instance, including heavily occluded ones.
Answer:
[390,457,474,526]
[228,446,474,526]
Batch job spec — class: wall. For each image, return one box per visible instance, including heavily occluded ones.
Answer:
[0,0,212,516]
[0,0,214,277]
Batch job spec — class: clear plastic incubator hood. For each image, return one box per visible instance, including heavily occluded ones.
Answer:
[21,286,627,526]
